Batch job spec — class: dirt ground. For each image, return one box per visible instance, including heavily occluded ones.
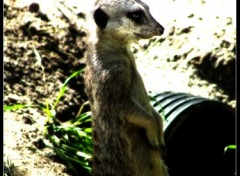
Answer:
[3,0,236,175]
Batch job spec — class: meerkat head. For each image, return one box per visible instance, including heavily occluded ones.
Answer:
[93,0,164,43]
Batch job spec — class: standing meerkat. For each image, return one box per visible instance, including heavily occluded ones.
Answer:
[84,0,169,175]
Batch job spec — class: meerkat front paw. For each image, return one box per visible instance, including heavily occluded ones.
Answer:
[145,123,160,150]
[152,108,165,149]
[147,137,160,150]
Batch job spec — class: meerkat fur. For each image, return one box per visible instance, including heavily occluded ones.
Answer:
[84,0,169,175]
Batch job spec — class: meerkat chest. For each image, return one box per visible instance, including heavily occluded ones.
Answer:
[130,69,151,107]
[125,48,151,108]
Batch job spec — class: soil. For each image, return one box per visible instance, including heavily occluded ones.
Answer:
[3,0,236,175]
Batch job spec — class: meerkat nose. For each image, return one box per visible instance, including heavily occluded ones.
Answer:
[157,25,164,35]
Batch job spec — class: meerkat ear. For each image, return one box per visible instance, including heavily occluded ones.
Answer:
[94,8,109,29]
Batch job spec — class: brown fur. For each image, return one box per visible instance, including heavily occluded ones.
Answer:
[84,0,168,175]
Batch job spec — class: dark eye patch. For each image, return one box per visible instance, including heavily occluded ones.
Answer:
[127,10,146,24]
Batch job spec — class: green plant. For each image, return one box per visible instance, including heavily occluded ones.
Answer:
[4,69,93,175]
[224,144,236,154]
[40,69,93,175]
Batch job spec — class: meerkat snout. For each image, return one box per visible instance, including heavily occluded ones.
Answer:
[146,13,164,36]
[157,24,164,35]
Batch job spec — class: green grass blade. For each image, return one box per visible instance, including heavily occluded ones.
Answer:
[54,69,84,108]
[70,111,92,126]
[3,104,43,111]
[224,144,236,153]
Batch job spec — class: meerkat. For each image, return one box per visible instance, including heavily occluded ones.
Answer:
[84,0,169,175]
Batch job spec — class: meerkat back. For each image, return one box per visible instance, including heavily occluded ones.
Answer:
[84,0,169,175]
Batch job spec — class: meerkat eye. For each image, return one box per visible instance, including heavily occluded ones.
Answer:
[127,10,146,24]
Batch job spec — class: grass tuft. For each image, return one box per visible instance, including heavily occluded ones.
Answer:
[42,69,93,175]
[4,69,93,175]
